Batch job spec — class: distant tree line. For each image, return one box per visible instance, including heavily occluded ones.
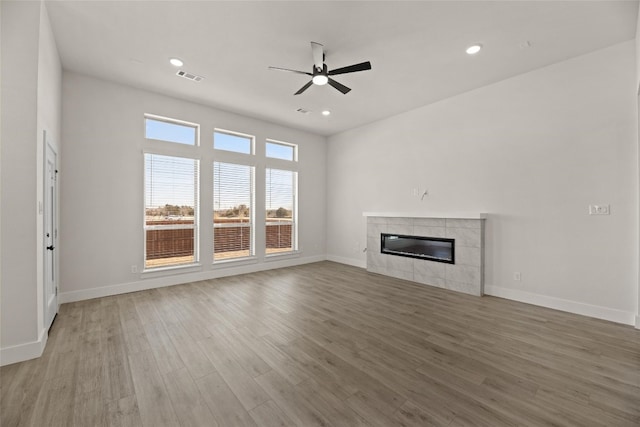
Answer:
[213,205,291,218]
[147,204,291,219]
[267,207,291,218]
[215,204,250,218]
[146,204,194,217]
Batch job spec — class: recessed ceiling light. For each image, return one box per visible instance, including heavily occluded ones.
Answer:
[466,44,482,55]
[321,110,331,116]
[169,58,184,67]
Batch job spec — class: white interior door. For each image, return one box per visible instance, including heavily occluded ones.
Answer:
[44,138,58,330]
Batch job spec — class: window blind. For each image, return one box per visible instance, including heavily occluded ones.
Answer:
[144,153,199,268]
[213,161,254,260]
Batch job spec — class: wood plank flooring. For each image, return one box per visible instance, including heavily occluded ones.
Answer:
[1,261,639,426]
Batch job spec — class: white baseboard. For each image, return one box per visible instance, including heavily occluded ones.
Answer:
[326,254,366,269]
[1,329,48,367]
[635,315,640,329]
[484,285,636,326]
[59,254,326,304]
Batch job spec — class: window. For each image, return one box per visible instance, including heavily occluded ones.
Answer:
[214,130,253,154]
[144,154,199,269]
[213,162,254,261]
[141,113,302,268]
[265,168,297,254]
[266,140,296,161]
[145,115,198,145]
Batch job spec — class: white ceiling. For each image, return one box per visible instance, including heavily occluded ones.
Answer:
[45,1,638,137]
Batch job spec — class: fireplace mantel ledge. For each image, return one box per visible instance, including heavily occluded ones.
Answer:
[363,212,487,219]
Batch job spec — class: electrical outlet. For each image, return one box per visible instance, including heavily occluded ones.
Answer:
[589,205,610,215]
[514,272,521,281]
[131,265,138,273]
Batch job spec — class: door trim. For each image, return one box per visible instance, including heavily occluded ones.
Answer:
[43,131,58,331]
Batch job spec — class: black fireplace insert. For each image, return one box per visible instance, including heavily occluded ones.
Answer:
[381,233,454,264]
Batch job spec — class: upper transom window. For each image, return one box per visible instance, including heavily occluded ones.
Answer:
[145,115,198,146]
[266,140,297,161]
[214,130,253,154]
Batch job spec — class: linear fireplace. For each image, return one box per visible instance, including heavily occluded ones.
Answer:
[381,233,455,264]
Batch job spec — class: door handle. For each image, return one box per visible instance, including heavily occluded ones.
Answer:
[46,245,55,251]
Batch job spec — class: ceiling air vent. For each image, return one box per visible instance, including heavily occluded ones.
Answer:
[176,70,204,82]
[296,108,311,115]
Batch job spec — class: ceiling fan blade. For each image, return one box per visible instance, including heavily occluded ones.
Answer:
[311,42,324,71]
[328,61,372,76]
[328,78,351,94]
[268,66,312,76]
[294,80,314,95]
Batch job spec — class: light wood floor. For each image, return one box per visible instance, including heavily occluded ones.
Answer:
[1,261,639,426]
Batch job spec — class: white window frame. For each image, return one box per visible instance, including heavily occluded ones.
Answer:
[143,111,202,271]
[214,128,255,155]
[144,113,200,147]
[266,138,298,162]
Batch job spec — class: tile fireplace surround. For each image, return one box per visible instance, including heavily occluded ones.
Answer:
[365,213,486,296]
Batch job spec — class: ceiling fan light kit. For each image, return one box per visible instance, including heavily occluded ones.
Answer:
[466,44,482,55]
[312,74,328,86]
[269,42,372,95]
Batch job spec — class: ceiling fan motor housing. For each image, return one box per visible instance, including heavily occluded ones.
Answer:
[313,64,328,77]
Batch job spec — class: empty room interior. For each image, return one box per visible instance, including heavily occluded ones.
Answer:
[2,0,640,426]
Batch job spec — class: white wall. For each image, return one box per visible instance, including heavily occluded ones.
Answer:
[1,1,62,365]
[0,0,39,361]
[327,41,638,325]
[636,7,640,91]
[60,73,326,301]
[636,7,640,328]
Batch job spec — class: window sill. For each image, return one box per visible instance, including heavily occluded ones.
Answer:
[141,263,202,277]
[213,256,259,267]
[265,250,302,261]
